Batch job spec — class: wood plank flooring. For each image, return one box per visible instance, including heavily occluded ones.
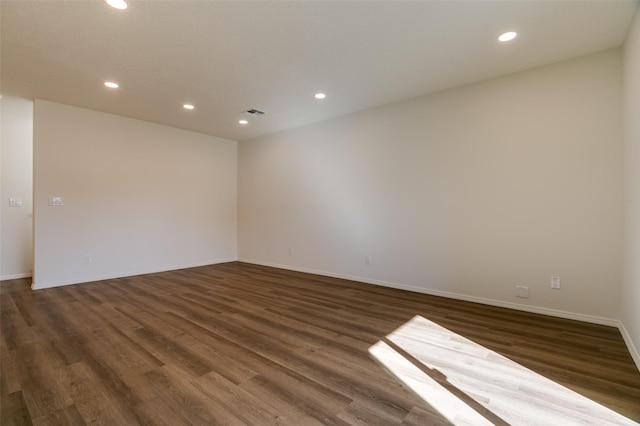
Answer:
[1,262,639,425]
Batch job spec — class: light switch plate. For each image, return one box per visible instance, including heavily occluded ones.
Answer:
[9,198,22,207]
[49,196,64,206]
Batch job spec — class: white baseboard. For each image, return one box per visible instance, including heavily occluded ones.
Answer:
[27,256,639,373]
[238,258,620,328]
[618,321,640,373]
[240,259,640,369]
[31,257,238,290]
[0,272,33,281]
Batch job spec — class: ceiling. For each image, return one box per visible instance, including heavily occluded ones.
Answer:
[1,0,637,142]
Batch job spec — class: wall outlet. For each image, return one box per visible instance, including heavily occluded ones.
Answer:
[288,247,293,256]
[83,255,93,264]
[551,276,561,289]
[516,285,529,298]
[365,256,372,265]
[9,198,22,207]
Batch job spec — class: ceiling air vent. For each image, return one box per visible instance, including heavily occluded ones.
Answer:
[243,108,267,117]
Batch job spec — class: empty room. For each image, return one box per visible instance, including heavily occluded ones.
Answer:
[1,0,640,424]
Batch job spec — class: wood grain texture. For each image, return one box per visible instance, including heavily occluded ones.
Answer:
[1,262,639,425]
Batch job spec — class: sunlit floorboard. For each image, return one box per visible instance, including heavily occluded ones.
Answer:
[370,315,637,425]
[2,262,639,424]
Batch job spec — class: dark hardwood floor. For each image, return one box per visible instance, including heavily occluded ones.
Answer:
[1,262,639,425]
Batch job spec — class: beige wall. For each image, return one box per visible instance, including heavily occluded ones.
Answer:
[239,49,623,324]
[33,100,238,288]
[3,43,635,364]
[622,7,640,368]
[0,96,33,279]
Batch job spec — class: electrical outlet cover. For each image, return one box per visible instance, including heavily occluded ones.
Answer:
[516,286,529,298]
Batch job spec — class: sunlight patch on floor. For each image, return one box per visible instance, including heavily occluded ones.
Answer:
[368,315,637,426]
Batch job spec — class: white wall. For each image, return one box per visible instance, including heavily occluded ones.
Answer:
[622,7,640,369]
[0,96,33,280]
[33,100,237,288]
[239,49,623,324]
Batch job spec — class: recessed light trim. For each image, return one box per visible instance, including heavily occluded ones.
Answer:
[183,104,195,110]
[498,31,517,42]
[104,81,119,89]
[238,119,249,125]
[314,93,326,100]
[106,0,128,10]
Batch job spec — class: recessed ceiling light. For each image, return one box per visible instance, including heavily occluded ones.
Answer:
[104,81,119,89]
[498,31,517,42]
[106,0,128,10]
[314,93,326,100]
[183,104,195,110]
[238,119,249,125]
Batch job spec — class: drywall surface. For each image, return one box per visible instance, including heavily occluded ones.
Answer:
[622,6,640,369]
[0,96,33,279]
[33,100,237,288]
[239,49,623,323]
